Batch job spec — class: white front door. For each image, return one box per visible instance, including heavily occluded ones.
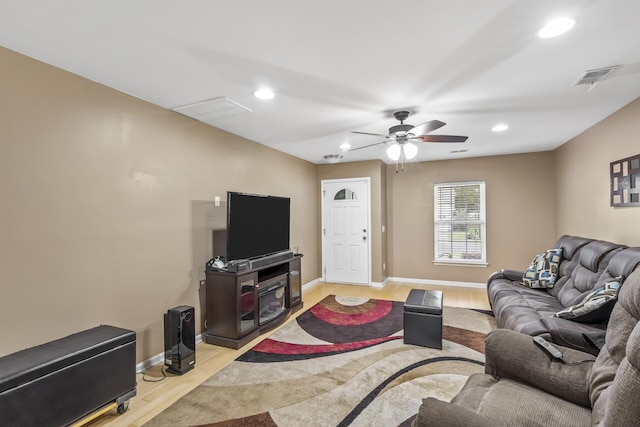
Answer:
[322,178,370,285]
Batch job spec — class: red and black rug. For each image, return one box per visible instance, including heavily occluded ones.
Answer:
[146,295,496,427]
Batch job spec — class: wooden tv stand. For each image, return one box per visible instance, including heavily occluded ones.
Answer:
[204,254,303,349]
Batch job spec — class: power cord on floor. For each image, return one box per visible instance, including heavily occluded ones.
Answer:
[140,364,168,382]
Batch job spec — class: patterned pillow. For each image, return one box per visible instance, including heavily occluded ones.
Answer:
[554,276,622,323]
[522,248,563,288]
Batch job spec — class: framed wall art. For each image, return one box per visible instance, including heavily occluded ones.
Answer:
[610,154,640,207]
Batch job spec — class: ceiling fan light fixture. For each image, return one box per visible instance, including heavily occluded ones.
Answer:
[403,142,418,160]
[387,144,401,161]
[349,111,467,162]
[538,17,576,38]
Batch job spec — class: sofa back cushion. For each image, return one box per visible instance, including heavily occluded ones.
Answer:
[548,236,593,295]
[552,240,625,308]
[589,267,640,424]
[554,235,594,263]
[594,247,640,289]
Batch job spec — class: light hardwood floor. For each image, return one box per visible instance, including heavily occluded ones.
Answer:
[86,281,490,427]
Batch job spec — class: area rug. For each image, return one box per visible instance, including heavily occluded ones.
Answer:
[146,295,497,427]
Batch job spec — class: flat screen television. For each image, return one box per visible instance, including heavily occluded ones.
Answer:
[226,192,291,261]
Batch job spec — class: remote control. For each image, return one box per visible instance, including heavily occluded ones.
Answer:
[533,336,564,360]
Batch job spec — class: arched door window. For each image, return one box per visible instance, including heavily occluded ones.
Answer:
[334,188,358,200]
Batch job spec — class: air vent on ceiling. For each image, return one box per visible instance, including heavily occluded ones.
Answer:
[172,97,252,122]
[574,66,619,91]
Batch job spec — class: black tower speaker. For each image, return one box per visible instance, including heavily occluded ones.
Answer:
[164,305,196,375]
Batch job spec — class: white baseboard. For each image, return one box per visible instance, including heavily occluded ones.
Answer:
[370,277,389,288]
[386,277,486,289]
[302,278,323,290]
[314,277,482,289]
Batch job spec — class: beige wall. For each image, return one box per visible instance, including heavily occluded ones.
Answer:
[386,153,557,283]
[0,47,320,361]
[318,161,388,283]
[3,42,639,364]
[318,153,558,285]
[555,97,640,245]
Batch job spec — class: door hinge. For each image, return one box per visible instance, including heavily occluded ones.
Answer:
[323,190,326,197]
[323,228,326,236]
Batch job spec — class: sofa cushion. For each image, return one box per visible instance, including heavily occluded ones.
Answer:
[490,284,565,336]
[554,277,622,323]
[554,241,624,308]
[554,235,594,263]
[450,375,592,426]
[522,249,562,289]
[593,247,640,289]
[548,236,597,299]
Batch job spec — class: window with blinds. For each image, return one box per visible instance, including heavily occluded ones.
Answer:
[433,181,486,265]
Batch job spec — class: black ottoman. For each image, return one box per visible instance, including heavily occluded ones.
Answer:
[404,289,443,349]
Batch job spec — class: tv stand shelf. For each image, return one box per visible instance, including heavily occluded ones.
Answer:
[204,254,303,349]
[257,262,289,283]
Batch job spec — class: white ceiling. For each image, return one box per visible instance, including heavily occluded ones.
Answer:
[2,0,640,165]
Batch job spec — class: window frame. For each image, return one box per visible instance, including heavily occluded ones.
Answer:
[433,180,487,267]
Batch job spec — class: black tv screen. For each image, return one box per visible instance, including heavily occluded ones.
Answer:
[226,192,291,261]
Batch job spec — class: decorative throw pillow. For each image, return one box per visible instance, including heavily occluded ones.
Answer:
[554,276,623,323]
[522,248,563,289]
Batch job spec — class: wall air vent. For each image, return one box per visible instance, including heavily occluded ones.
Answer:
[172,97,252,122]
[573,66,619,91]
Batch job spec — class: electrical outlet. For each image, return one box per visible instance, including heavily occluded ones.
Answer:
[383,263,386,270]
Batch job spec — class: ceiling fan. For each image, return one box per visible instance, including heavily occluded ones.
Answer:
[350,111,468,168]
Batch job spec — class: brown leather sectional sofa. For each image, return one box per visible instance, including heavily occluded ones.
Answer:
[414,266,640,426]
[412,236,640,426]
[487,235,640,354]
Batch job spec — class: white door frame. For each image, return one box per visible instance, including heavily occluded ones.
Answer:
[321,177,372,285]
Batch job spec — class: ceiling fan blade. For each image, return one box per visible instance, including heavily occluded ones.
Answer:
[349,141,387,151]
[420,135,468,143]
[410,120,446,135]
[351,131,390,138]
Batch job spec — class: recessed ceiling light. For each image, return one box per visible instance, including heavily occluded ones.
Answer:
[339,143,351,151]
[492,123,509,132]
[538,17,576,38]
[253,88,275,100]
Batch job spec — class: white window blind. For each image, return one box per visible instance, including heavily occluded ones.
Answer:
[433,181,486,265]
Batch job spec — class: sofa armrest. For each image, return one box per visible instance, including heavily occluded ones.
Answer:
[541,316,606,355]
[488,269,524,283]
[484,329,594,407]
[412,397,499,427]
